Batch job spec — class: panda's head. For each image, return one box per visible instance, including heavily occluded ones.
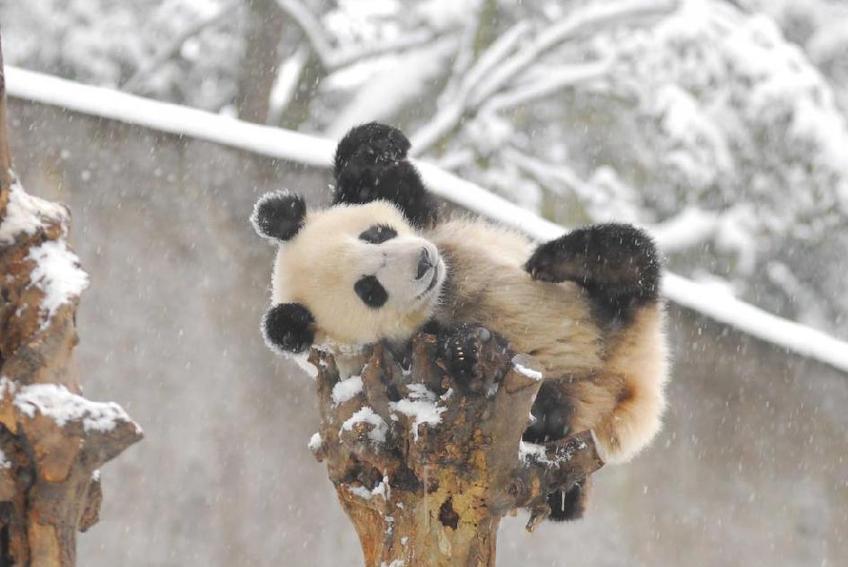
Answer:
[251,191,446,354]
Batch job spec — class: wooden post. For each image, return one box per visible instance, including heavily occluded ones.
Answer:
[0,33,142,566]
[310,331,603,566]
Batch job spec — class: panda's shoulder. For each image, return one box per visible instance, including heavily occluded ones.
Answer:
[426,215,533,260]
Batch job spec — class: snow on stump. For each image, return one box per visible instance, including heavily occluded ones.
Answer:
[309,331,603,567]
[0,175,142,565]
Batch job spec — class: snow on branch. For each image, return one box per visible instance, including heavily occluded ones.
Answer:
[275,0,438,72]
[27,240,90,328]
[411,21,531,156]
[122,0,240,93]
[0,177,68,244]
[649,207,721,252]
[410,0,676,157]
[469,0,678,106]
[457,22,531,101]
[332,29,441,70]
[436,0,490,108]
[0,176,89,329]
[502,146,590,199]
[11,380,137,434]
[274,0,335,68]
[481,58,613,113]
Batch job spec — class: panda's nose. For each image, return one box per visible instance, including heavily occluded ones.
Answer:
[416,248,433,280]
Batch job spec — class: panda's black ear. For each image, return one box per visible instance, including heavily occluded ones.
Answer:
[334,122,410,175]
[261,303,315,354]
[251,191,307,242]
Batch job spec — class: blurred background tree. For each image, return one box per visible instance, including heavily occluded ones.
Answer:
[3,0,846,336]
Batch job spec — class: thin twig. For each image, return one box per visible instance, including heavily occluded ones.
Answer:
[481,57,612,113]
[275,0,439,72]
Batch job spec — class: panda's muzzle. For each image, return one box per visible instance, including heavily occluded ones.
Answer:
[416,248,434,280]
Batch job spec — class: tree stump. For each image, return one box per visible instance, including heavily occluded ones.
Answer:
[309,331,603,567]
[0,38,142,566]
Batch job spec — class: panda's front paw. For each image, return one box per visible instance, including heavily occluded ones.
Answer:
[524,239,580,284]
[438,323,483,386]
[437,324,507,394]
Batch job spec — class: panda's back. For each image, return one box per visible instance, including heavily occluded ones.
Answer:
[427,217,604,376]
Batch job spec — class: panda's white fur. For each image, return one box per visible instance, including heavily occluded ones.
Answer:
[272,202,445,345]
[269,201,668,465]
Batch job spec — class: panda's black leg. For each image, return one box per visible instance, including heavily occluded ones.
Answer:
[525,224,660,324]
[523,381,588,521]
[547,477,591,521]
[523,381,573,443]
[333,123,439,227]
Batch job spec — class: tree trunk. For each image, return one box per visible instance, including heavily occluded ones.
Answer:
[0,34,142,566]
[309,331,603,566]
[235,0,287,124]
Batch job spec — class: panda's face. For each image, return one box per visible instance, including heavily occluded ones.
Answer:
[272,202,446,345]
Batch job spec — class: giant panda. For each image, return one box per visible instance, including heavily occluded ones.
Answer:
[252,122,669,521]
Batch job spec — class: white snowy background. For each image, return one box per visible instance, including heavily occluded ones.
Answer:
[1,0,847,565]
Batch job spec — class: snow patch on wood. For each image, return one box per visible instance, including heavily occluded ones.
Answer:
[341,406,388,444]
[0,178,68,244]
[390,387,445,442]
[27,240,89,328]
[347,475,391,501]
[308,432,322,452]
[512,357,543,381]
[13,383,136,433]
[332,375,363,405]
[286,352,318,379]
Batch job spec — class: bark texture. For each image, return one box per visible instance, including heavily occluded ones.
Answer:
[310,331,603,567]
[0,40,142,566]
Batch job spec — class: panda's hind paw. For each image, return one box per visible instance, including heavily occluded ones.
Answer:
[547,477,591,521]
[437,324,508,395]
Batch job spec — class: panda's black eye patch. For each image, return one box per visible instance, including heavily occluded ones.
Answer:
[359,224,397,244]
[355,275,388,308]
